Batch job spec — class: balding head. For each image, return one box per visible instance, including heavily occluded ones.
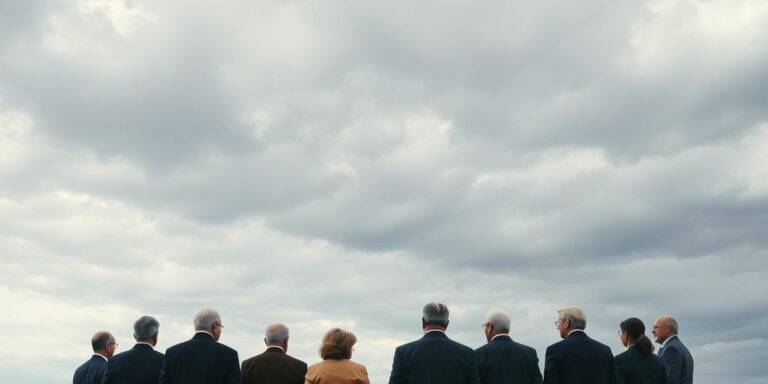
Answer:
[91,331,117,358]
[652,315,679,344]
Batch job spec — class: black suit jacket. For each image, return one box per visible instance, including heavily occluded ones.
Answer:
[388,330,479,384]
[543,331,619,384]
[159,332,241,384]
[73,355,108,384]
[658,336,693,384]
[102,343,165,384]
[474,335,542,384]
[241,347,307,384]
[614,346,666,384]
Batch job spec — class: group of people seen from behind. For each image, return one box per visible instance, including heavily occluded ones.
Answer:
[73,303,694,384]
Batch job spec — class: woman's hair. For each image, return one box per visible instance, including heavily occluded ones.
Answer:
[620,317,654,357]
[319,328,357,360]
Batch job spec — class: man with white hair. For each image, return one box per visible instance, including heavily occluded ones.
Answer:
[388,302,479,384]
[159,308,240,384]
[652,315,693,384]
[103,315,164,384]
[543,306,618,384]
[241,323,307,384]
[474,309,542,384]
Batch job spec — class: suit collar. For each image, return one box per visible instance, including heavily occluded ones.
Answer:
[660,334,678,349]
[133,343,154,351]
[91,353,108,362]
[566,330,589,340]
[423,330,448,339]
[266,346,286,353]
[490,334,512,343]
[192,332,216,341]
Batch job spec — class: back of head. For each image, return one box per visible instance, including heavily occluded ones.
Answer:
[319,328,356,360]
[660,315,679,335]
[265,323,289,345]
[558,306,587,330]
[620,317,654,356]
[194,308,221,331]
[423,302,449,327]
[134,316,160,342]
[92,332,113,352]
[484,309,511,332]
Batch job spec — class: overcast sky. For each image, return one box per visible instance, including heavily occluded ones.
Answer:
[1,0,767,383]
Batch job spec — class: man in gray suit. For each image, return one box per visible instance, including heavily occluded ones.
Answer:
[652,315,694,384]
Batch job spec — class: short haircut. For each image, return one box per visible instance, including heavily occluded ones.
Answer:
[319,328,356,360]
[484,309,511,332]
[558,306,587,330]
[422,302,449,326]
[660,315,679,334]
[91,332,113,352]
[194,308,221,331]
[265,324,289,344]
[134,316,160,341]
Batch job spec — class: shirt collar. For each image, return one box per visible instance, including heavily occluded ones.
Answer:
[195,330,215,338]
[490,333,510,341]
[267,345,285,352]
[660,335,677,349]
[93,353,108,361]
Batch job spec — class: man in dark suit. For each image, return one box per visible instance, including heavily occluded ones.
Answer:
[241,323,307,384]
[388,302,478,384]
[73,331,117,384]
[159,308,241,384]
[103,315,165,384]
[474,309,542,384]
[652,315,694,384]
[543,306,618,384]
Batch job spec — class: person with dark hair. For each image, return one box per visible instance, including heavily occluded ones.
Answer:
[103,315,165,384]
[241,323,307,384]
[388,302,478,384]
[615,318,666,384]
[305,328,369,384]
[73,331,117,384]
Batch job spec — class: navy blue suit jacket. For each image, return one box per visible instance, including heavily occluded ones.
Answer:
[159,332,241,384]
[474,335,542,384]
[388,330,479,384]
[543,331,619,384]
[614,346,666,384]
[73,355,108,384]
[658,336,693,384]
[103,343,165,384]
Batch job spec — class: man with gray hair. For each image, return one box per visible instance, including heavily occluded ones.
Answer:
[160,308,240,384]
[543,306,618,384]
[241,323,307,384]
[474,309,542,384]
[103,315,165,384]
[388,302,478,384]
[652,315,693,384]
[73,331,117,384]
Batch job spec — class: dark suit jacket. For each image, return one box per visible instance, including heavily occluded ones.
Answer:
[614,346,666,384]
[241,347,307,384]
[658,336,693,384]
[474,335,542,384]
[159,332,241,384]
[388,330,479,384]
[102,343,165,384]
[543,330,619,384]
[73,355,108,384]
